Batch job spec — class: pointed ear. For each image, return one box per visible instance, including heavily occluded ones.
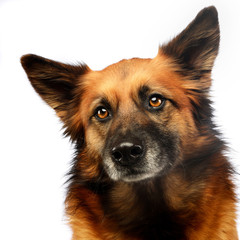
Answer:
[21,54,89,120]
[161,6,219,73]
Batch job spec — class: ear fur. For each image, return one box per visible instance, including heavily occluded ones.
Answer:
[162,6,219,74]
[21,54,89,120]
[161,7,220,126]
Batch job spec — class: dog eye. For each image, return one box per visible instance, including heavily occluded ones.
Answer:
[149,94,165,109]
[95,107,109,120]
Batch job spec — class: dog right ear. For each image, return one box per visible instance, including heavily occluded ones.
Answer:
[21,54,89,121]
[161,6,219,75]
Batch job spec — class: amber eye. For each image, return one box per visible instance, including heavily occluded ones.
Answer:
[149,95,163,108]
[95,107,109,120]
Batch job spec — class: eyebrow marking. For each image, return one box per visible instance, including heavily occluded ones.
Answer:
[92,96,113,110]
[138,85,150,102]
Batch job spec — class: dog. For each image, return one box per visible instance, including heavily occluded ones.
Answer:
[21,6,238,240]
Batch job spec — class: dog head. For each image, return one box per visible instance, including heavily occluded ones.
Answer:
[21,7,219,182]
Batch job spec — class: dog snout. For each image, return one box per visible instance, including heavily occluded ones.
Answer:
[111,141,144,166]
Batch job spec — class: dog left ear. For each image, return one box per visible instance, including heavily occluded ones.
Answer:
[161,6,219,74]
[21,54,89,121]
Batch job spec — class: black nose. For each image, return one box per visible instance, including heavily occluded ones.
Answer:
[111,142,144,166]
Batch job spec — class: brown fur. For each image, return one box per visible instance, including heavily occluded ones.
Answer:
[21,6,238,240]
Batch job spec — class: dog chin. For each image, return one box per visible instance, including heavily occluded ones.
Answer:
[120,171,160,182]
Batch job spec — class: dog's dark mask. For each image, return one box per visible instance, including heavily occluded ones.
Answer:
[102,119,179,182]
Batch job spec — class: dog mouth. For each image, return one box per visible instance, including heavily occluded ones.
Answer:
[103,146,171,182]
[102,127,179,182]
[104,164,168,182]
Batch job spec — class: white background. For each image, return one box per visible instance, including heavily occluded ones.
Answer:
[0,0,239,239]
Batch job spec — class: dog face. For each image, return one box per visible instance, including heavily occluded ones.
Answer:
[21,7,219,182]
[79,57,189,182]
